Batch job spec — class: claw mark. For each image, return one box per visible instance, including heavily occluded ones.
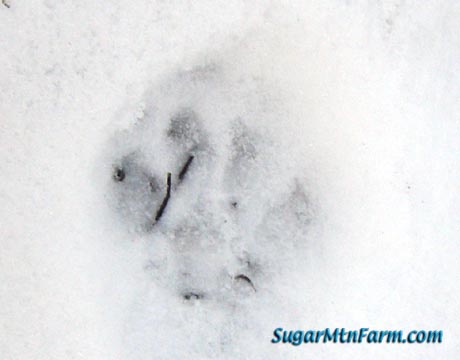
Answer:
[154,172,172,223]
[178,155,194,182]
[113,167,125,182]
[234,274,256,292]
[183,292,203,300]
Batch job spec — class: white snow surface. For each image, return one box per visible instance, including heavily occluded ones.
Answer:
[1,1,459,359]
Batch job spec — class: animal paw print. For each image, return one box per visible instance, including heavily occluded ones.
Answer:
[109,64,312,304]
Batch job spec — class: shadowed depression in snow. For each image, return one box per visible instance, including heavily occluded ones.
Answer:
[108,65,313,308]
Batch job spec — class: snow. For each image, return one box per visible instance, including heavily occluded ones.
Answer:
[1,1,459,359]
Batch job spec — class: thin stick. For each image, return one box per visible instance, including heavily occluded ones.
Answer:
[178,155,194,182]
[154,172,171,223]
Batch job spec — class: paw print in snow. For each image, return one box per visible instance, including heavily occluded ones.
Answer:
[109,64,313,305]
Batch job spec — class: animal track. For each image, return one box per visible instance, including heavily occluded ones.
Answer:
[109,63,312,305]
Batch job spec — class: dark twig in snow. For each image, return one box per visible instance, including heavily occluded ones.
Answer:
[178,155,194,182]
[235,274,256,292]
[2,0,10,8]
[151,154,194,226]
[154,172,171,223]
